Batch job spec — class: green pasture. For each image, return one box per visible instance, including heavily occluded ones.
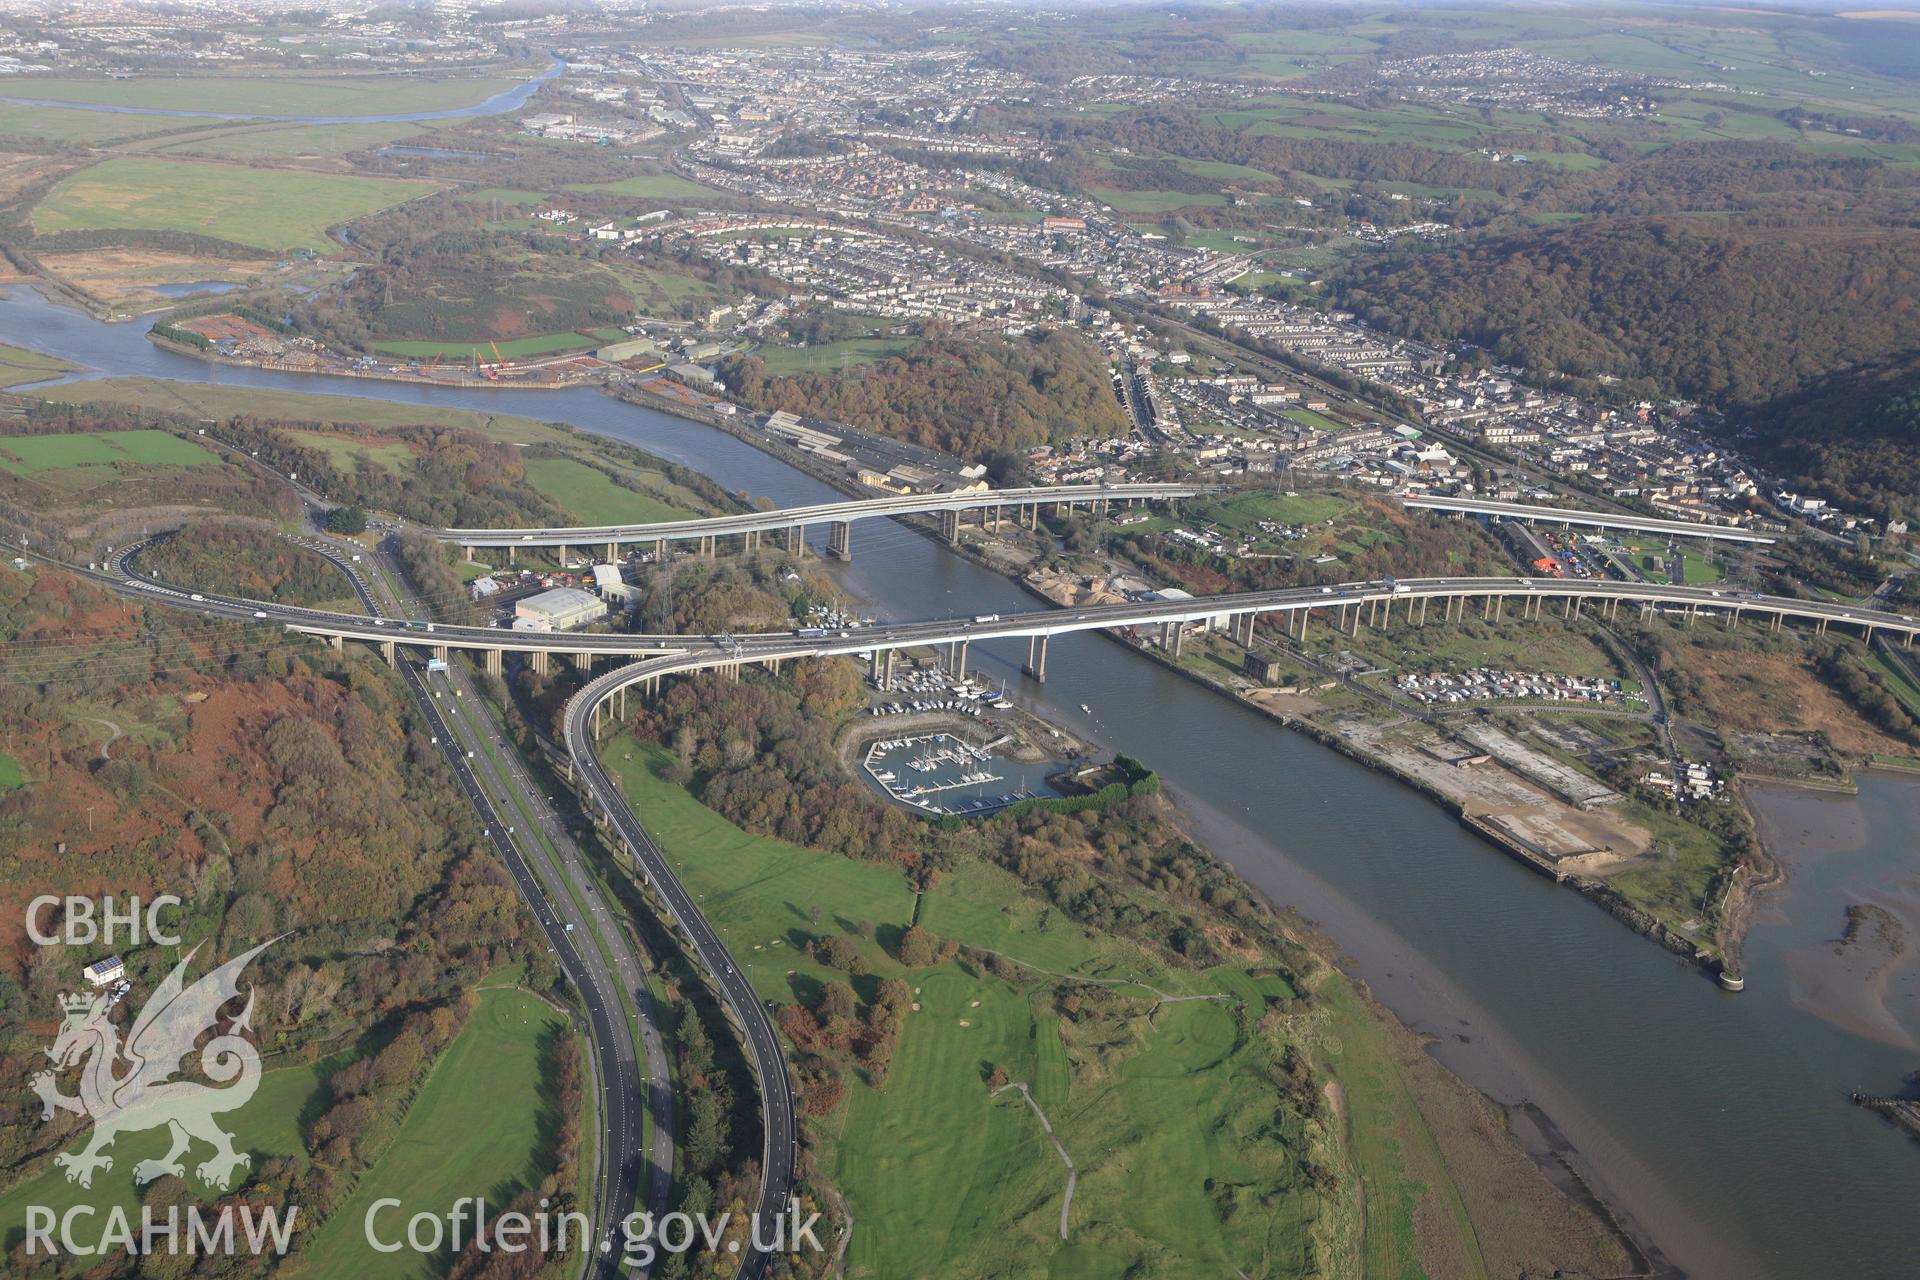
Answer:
[0,429,216,475]
[33,157,430,254]
[522,456,694,526]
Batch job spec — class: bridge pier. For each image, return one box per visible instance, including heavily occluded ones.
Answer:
[829,521,852,560]
[531,650,550,676]
[947,638,969,678]
[1024,634,1049,682]
[787,524,804,556]
[574,652,593,672]
[939,509,961,546]
[606,541,617,562]
[877,648,897,690]
[701,534,715,558]
[1417,596,1428,626]
[380,640,396,666]
[507,545,515,565]
[325,634,343,652]
[485,648,502,678]
[1161,620,1183,657]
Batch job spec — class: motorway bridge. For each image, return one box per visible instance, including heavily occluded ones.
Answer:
[436,481,1213,560]
[1404,495,1779,545]
[125,573,1920,683]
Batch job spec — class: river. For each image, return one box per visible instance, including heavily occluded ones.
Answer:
[4,284,1918,1279]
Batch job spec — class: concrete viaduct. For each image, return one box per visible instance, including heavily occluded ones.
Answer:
[139,575,1917,690]
[1403,495,1779,545]
[435,481,1213,563]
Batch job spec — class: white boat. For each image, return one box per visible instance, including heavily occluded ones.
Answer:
[1080,703,1091,714]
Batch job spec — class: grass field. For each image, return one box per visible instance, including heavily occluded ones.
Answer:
[1089,187,1228,212]
[153,121,429,160]
[33,157,431,254]
[0,342,76,390]
[604,741,915,1003]
[33,378,574,446]
[1142,489,1354,536]
[7,73,531,117]
[302,989,571,1280]
[1283,407,1347,431]
[0,750,23,794]
[605,741,1331,1276]
[523,456,694,526]
[756,336,915,376]
[564,172,723,199]
[0,102,185,143]
[372,332,597,360]
[1680,553,1725,585]
[285,428,417,476]
[0,428,216,475]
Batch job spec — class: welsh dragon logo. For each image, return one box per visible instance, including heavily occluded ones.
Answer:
[30,939,275,1192]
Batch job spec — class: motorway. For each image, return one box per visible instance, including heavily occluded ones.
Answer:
[434,481,1211,548]
[241,533,672,1277]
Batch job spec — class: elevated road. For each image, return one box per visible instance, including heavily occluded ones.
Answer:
[109,571,1920,664]
[1404,495,1778,545]
[435,482,1211,553]
[564,665,797,1279]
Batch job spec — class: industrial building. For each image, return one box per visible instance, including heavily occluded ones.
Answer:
[592,564,639,605]
[514,587,608,632]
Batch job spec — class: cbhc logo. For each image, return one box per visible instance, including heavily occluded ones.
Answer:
[26,896,183,947]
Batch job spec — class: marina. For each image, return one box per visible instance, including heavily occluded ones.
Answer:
[860,730,1051,815]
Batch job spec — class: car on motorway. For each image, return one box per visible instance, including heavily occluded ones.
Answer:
[190,593,205,602]
[252,610,268,619]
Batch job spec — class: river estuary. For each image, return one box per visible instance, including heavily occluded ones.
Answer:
[4,283,1918,1279]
